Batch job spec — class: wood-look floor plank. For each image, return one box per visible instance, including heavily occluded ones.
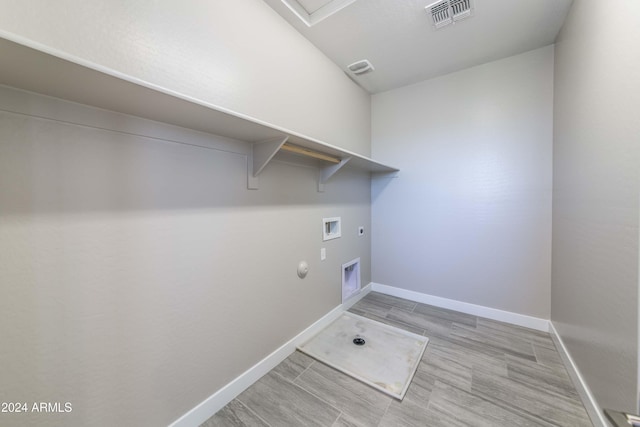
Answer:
[428,336,508,377]
[237,371,340,427]
[348,307,426,336]
[350,298,395,318]
[271,350,315,381]
[200,399,270,427]
[386,307,453,340]
[453,322,537,356]
[472,369,592,426]
[476,318,556,350]
[294,360,391,426]
[364,292,417,312]
[412,303,478,327]
[418,347,473,392]
[532,343,566,370]
[379,398,453,427]
[477,317,550,339]
[449,323,537,362]
[331,414,362,427]
[400,363,435,406]
[505,354,580,400]
[428,381,547,427]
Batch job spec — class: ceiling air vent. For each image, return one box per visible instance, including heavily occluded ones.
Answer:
[347,59,375,75]
[426,0,472,29]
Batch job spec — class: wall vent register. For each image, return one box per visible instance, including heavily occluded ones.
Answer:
[426,0,473,29]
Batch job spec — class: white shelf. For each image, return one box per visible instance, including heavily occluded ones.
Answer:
[0,34,399,189]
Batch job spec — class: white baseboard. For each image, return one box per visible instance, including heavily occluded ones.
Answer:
[370,283,550,332]
[549,322,607,427]
[169,283,372,427]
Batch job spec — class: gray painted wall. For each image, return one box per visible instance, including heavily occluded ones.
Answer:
[552,0,640,414]
[0,86,372,426]
[0,1,374,425]
[371,46,554,318]
[0,0,371,155]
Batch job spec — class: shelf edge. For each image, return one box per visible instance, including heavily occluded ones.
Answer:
[0,31,400,175]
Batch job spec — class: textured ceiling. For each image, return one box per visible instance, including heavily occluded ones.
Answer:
[263,0,573,93]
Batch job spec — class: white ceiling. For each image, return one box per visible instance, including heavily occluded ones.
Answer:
[263,0,573,93]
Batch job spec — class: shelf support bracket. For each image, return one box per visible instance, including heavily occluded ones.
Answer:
[318,157,351,192]
[248,136,289,190]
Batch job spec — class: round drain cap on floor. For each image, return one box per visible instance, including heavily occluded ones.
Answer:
[352,336,366,346]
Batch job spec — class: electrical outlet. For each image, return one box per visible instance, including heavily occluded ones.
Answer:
[320,248,326,261]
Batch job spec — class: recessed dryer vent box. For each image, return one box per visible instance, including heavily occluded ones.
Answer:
[342,258,361,302]
[323,217,341,241]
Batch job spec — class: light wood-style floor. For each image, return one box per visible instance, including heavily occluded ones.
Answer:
[202,292,593,426]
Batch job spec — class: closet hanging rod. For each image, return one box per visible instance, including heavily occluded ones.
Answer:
[280,143,341,164]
